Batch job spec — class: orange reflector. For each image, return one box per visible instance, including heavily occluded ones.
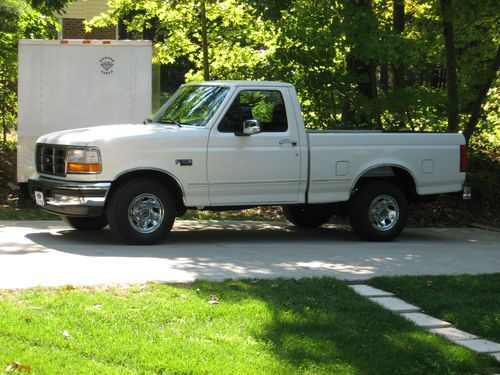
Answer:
[102,40,111,44]
[83,40,91,44]
[60,40,69,44]
[67,163,101,173]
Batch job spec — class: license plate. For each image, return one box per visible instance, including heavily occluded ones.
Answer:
[35,191,45,206]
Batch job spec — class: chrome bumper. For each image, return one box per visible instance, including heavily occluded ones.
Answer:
[463,184,472,200]
[29,176,111,217]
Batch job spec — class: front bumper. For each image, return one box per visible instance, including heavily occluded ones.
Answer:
[29,175,111,217]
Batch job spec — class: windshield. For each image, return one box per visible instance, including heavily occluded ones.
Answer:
[156,85,229,126]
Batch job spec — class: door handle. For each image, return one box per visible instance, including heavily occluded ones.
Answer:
[279,139,297,146]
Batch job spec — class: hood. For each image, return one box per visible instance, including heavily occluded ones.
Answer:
[37,123,183,146]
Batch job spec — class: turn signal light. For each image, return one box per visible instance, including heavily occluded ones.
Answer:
[67,163,101,173]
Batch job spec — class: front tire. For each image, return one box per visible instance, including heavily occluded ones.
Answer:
[62,215,108,230]
[282,204,333,228]
[348,181,407,241]
[107,179,176,245]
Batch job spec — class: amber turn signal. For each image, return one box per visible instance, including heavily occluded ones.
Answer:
[67,163,101,173]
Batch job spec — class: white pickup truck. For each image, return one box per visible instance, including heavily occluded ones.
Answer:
[29,81,468,244]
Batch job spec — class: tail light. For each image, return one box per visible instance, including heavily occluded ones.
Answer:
[460,144,468,173]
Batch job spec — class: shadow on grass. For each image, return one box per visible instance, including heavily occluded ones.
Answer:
[369,274,500,343]
[197,278,499,374]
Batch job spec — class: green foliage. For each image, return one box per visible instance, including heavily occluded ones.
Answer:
[1,0,499,144]
[467,133,500,209]
[88,0,276,81]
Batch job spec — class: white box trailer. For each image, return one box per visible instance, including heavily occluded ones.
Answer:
[17,39,152,183]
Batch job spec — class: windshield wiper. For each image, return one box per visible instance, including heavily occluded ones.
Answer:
[159,117,182,128]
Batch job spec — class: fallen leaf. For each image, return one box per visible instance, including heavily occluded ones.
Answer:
[5,362,32,372]
[24,317,32,323]
[208,296,220,305]
[61,285,75,291]
[63,330,71,338]
[229,283,240,289]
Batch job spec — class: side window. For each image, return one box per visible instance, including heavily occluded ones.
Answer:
[218,90,288,133]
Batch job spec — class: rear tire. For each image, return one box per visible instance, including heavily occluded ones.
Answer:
[282,204,333,228]
[62,215,108,230]
[107,179,176,245]
[348,181,407,241]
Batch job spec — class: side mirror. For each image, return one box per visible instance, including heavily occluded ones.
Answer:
[235,119,262,136]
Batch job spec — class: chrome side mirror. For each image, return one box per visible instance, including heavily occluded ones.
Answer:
[235,119,262,136]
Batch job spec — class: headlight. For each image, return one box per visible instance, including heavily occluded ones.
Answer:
[66,147,102,174]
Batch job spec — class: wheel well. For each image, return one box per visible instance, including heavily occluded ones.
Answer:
[105,170,185,214]
[352,166,417,202]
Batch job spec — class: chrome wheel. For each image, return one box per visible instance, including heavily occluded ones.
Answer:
[368,195,399,232]
[128,193,165,234]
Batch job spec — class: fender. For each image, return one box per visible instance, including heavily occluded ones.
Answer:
[350,160,418,196]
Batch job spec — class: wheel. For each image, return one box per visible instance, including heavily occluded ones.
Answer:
[106,179,176,245]
[348,181,407,241]
[62,215,108,230]
[282,204,333,228]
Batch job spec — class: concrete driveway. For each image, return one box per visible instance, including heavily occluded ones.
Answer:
[1,220,499,289]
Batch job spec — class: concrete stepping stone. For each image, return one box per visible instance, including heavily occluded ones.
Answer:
[429,327,478,341]
[350,285,394,297]
[370,297,420,313]
[454,339,500,354]
[401,312,451,329]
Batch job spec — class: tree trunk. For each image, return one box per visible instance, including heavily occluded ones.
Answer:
[342,0,380,128]
[1,74,6,142]
[200,0,210,81]
[392,0,405,90]
[440,0,459,133]
[463,47,500,143]
[380,63,389,93]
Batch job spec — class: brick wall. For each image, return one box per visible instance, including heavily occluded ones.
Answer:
[62,18,116,39]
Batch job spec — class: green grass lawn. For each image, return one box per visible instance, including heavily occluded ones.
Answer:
[1,278,498,374]
[0,207,58,221]
[369,274,500,343]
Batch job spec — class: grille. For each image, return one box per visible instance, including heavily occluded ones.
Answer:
[35,144,67,177]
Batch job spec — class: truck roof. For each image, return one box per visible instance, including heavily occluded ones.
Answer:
[183,80,293,88]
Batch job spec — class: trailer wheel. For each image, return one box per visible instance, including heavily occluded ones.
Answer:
[62,215,108,230]
[282,204,333,228]
[348,181,407,241]
[107,179,176,245]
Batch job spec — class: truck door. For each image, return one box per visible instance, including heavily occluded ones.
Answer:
[207,88,302,205]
